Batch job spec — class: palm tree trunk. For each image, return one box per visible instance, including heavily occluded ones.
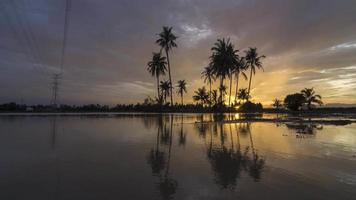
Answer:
[247,67,253,100]
[156,76,160,102]
[235,72,240,103]
[165,49,173,106]
[209,81,212,107]
[229,74,232,107]
[181,93,183,105]
[219,77,223,104]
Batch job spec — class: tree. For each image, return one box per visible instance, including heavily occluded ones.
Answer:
[176,80,187,105]
[210,38,238,105]
[301,88,323,110]
[284,93,305,111]
[201,65,215,107]
[219,85,228,105]
[210,90,219,106]
[226,42,240,107]
[234,57,248,104]
[193,87,209,106]
[245,48,265,98]
[160,80,171,104]
[272,98,282,109]
[147,52,167,100]
[237,88,250,104]
[156,26,178,106]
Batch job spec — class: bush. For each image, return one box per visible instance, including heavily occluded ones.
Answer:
[238,101,263,112]
[284,93,305,111]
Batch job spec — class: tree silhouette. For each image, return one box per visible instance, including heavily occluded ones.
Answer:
[147,52,167,101]
[160,80,171,104]
[176,80,187,105]
[272,98,283,109]
[201,65,215,107]
[237,88,250,104]
[245,47,265,98]
[284,93,305,111]
[301,88,323,110]
[193,87,209,106]
[156,26,178,106]
[233,57,248,104]
[210,38,238,105]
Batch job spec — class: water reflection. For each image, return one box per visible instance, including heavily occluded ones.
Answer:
[148,114,267,194]
[147,115,178,199]
[1,114,354,200]
[178,114,186,146]
[204,122,265,189]
[286,122,323,135]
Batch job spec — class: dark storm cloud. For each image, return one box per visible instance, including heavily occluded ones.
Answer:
[1,0,356,104]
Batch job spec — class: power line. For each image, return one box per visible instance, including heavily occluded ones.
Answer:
[50,73,61,106]
[49,0,71,106]
[0,0,45,74]
[59,0,71,74]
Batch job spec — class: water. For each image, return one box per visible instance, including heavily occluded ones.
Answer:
[0,114,355,200]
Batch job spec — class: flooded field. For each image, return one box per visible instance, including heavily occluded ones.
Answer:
[0,113,355,200]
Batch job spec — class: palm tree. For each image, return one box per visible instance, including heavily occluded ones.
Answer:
[176,80,187,105]
[147,52,167,100]
[210,38,237,105]
[156,26,178,106]
[301,88,323,110]
[234,57,248,104]
[245,48,265,98]
[201,65,215,107]
[210,90,219,106]
[160,80,171,104]
[193,87,209,106]
[237,88,250,104]
[272,98,282,109]
[219,85,227,103]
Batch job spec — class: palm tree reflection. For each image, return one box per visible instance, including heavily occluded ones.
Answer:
[147,115,178,199]
[286,123,323,135]
[147,116,166,175]
[178,114,186,146]
[147,114,266,196]
[206,121,265,189]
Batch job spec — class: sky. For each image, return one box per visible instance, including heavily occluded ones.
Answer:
[1,0,356,106]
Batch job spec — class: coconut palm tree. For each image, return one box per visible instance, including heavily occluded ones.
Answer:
[176,80,187,105]
[234,57,248,104]
[301,88,323,110]
[160,80,171,104]
[156,26,178,106]
[201,65,215,107]
[245,48,265,98]
[147,52,167,100]
[237,88,250,104]
[210,90,219,106]
[193,87,209,106]
[225,42,240,107]
[219,85,228,104]
[210,38,237,105]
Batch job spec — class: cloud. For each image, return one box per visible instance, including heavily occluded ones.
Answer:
[1,0,356,105]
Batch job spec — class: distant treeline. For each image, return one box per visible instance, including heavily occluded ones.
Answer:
[1,102,356,114]
[0,102,231,113]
